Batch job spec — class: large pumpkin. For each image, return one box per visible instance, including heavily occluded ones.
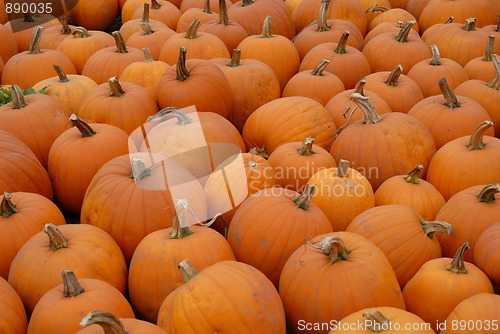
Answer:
[0,276,27,334]
[474,222,500,285]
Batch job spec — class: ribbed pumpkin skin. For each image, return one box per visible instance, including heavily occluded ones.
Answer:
[474,222,500,285]
[0,192,66,280]
[0,130,53,199]
[0,277,27,334]
[157,261,287,333]
[279,231,405,334]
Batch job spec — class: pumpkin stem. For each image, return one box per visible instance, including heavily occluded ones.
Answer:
[316,0,331,32]
[439,77,461,108]
[362,310,391,332]
[176,47,190,82]
[185,18,201,39]
[72,26,92,38]
[496,15,500,32]
[61,270,85,297]
[445,16,454,24]
[53,64,69,82]
[248,146,269,159]
[477,183,500,204]
[487,54,500,90]
[68,114,96,137]
[23,12,35,22]
[311,59,330,76]
[147,108,194,125]
[44,224,69,251]
[353,78,366,95]
[112,31,128,53]
[466,120,494,150]
[0,192,17,218]
[429,44,441,66]
[58,16,72,35]
[218,0,229,24]
[108,77,125,96]
[446,241,469,274]
[140,21,155,35]
[350,93,382,124]
[227,49,242,67]
[462,17,476,31]
[203,0,212,13]
[142,47,154,62]
[297,136,316,155]
[28,25,43,55]
[385,64,403,86]
[261,15,273,38]
[130,156,152,182]
[178,259,200,283]
[421,221,454,239]
[170,204,194,239]
[403,164,423,184]
[80,310,127,334]
[482,35,495,62]
[10,85,28,109]
[293,184,316,210]
[141,2,150,22]
[334,30,350,54]
[365,4,390,14]
[151,0,161,10]
[310,236,351,263]
[337,159,350,178]
[395,20,416,43]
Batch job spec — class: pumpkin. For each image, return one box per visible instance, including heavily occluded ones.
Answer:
[0,85,67,168]
[346,204,453,288]
[407,77,493,149]
[307,159,375,231]
[119,3,169,41]
[38,16,75,50]
[363,20,420,44]
[78,76,159,134]
[474,222,500,285]
[121,0,147,23]
[330,93,436,191]
[0,276,27,334]
[5,13,59,52]
[130,0,181,31]
[81,153,207,263]
[180,0,232,13]
[463,34,496,82]
[0,192,65,279]
[426,121,500,201]
[407,44,469,98]
[209,49,281,132]
[27,270,134,334]
[32,65,98,117]
[78,310,167,334]
[227,184,333,287]
[0,23,18,63]
[361,0,393,25]
[157,259,286,333]
[420,15,455,42]
[70,0,120,30]
[126,22,177,60]
[0,130,53,199]
[1,26,77,89]
[128,200,236,322]
[176,0,218,33]
[374,164,446,221]
[402,242,494,333]
[367,6,419,32]
[280,232,405,334]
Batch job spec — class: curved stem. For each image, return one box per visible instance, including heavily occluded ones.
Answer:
[334,30,350,54]
[310,236,351,263]
[227,49,241,67]
[462,17,476,31]
[337,159,350,178]
[316,0,331,32]
[61,270,85,297]
[112,31,128,53]
[487,54,500,90]
[142,47,154,62]
[108,77,125,97]
[429,44,441,66]
[482,35,494,62]
[311,59,329,76]
[147,108,193,125]
[261,15,273,38]
[140,21,154,35]
[218,0,228,24]
[28,26,43,54]
[130,156,152,182]
[69,114,96,137]
[176,47,190,81]
[466,120,494,150]
[365,4,390,14]
[421,221,453,239]
[395,20,416,43]
[446,242,469,274]
[178,259,200,283]
[353,78,366,95]
[151,0,161,10]
[59,16,72,34]
[248,146,269,159]
[0,192,17,218]
[477,183,500,204]
[44,224,69,251]
[53,64,69,82]
[293,184,316,210]
[10,85,28,109]
[439,77,461,108]
[141,2,150,22]
[185,18,201,39]
[384,64,403,86]
[350,93,382,124]
[297,136,315,155]
[362,310,391,332]
[80,311,127,334]
[71,27,92,38]
[404,164,423,184]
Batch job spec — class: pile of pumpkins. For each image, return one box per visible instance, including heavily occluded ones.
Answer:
[1,0,499,332]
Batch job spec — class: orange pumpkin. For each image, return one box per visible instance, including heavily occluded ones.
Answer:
[176,0,218,32]
[70,0,120,30]
[78,310,167,334]
[364,20,420,44]
[367,5,419,32]
[119,3,169,41]
[0,276,27,334]
[5,13,59,52]
[463,35,496,82]
[0,23,18,63]
[130,0,181,30]
[38,16,75,50]
[126,22,177,60]
[474,222,500,285]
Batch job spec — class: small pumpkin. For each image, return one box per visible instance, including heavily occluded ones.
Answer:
[463,35,496,82]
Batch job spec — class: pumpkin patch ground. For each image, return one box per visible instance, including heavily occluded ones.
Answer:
[0,0,499,333]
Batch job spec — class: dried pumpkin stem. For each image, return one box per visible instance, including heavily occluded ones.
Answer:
[316,0,331,32]
[130,156,152,181]
[142,47,154,62]
[59,16,72,34]
[28,25,43,54]
[482,35,495,62]
[311,236,351,263]
[466,120,494,150]
[44,224,69,250]
[487,54,500,89]
[421,221,453,238]
[62,270,85,297]
[350,93,382,124]
[334,30,350,54]
[218,0,228,24]
[293,184,316,210]
[248,146,269,159]
[429,44,441,66]
[112,31,128,53]
[439,78,461,108]
[311,59,330,76]
[365,4,390,14]
[69,114,96,137]
[395,20,415,43]
[337,159,350,178]
[447,241,469,274]
[140,21,154,35]
[385,64,403,86]
[147,108,193,124]
[462,17,476,31]
[261,15,273,38]
[178,259,200,283]
[445,16,454,24]
[72,27,92,38]
[108,77,125,96]
[185,18,201,39]
[0,192,17,218]
[227,49,242,67]
[53,64,69,82]
[10,85,28,109]
[80,310,127,334]
[141,2,150,22]
[151,0,161,10]
[477,183,500,204]
[203,0,212,13]
[353,78,366,95]
[496,15,500,32]
[176,47,190,81]
[404,164,423,184]
[297,136,315,155]
[362,310,391,332]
